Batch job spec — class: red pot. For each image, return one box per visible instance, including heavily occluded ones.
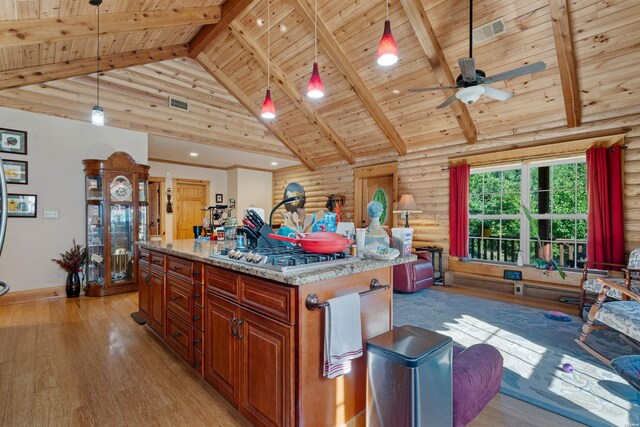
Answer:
[268,231,352,254]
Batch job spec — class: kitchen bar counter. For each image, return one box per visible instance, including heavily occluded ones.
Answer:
[138,239,415,285]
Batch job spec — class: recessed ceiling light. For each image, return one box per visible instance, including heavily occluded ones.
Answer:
[279,24,287,32]
[271,162,278,166]
[190,152,198,157]
[392,89,400,94]
[257,18,264,26]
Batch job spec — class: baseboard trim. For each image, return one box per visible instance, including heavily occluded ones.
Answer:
[0,285,66,307]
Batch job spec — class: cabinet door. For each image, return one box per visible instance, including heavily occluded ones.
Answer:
[149,270,165,336]
[138,263,151,320]
[239,309,294,427]
[204,293,240,405]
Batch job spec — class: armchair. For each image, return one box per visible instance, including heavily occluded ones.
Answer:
[578,248,640,314]
[393,251,434,293]
[575,277,640,364]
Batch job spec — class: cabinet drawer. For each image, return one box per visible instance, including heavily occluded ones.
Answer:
[165,311,193,364]
[204,266,240,301]
[167,276,192,323]
[240,277,296,325]
[193,284,204,308]
[149,251,165,271]
[193,349,204,376]
[193,328,203,353]
[139,248,150,263]
[193,305,204,331]
[139,259,150,273]
[168,256,193,281]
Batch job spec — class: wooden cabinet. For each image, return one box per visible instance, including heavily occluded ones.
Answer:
[148,268,165,337]
[138,261,150,320]
[84,152,150,297]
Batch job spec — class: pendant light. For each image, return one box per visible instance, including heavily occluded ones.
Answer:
[306,0,324,98]
[260,0,276,119]
[90,0,104,126]
[377,1,399,66]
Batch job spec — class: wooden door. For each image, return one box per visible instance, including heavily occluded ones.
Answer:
[359,175,394,228]
[354,163,398,229]
[239,308,294,427]
[173,180,208,239]
[148,180,162,236]
[149,270,165,336]
[204,293,240,405]
[138,265,151,320]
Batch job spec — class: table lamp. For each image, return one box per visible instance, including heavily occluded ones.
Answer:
[394,194,421,228]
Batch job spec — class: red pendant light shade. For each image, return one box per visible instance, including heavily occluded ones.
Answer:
[307,62,325,99]
[377,20,398,66]
[261,89,276,119]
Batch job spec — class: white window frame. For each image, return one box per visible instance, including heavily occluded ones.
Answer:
[469,155,587,265]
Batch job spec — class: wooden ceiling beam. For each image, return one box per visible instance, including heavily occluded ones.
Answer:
[400,0,477,145]
[229,21,356,165]
[196,53,317,171]
[189,0,256,58]
[0,7,221,48]
[0,44,188,90]
[290,0,407,156]
[549,0,581,128]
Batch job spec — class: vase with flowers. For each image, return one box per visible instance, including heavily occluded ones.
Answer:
[52,240,87,298]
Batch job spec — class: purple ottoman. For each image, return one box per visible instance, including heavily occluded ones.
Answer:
[452,344,504,427]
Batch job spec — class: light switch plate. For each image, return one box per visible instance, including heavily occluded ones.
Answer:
[43,209,59,219]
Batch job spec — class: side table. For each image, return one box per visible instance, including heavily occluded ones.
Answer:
[416,246,444,285]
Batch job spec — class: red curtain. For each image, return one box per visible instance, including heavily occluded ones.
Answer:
[449,164,470,258]
[586,146,625,268]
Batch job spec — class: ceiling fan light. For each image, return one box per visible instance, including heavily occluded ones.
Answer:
[456,85,485,105]
[307,62,325,99]
[377,20,398,66]
[91,105,104,126]
[261,89,276,119]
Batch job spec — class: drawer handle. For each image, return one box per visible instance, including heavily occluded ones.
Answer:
[144,274,151,286]
[193,292,201,298]
[171,295,184,302]
[193,271,201,276]
[193,361,202,368]
[193,315,201,322]
[230,317,238,337]
[193,338,202,345]
[171,331,182,339]
[152,259,162,265]
[172,266,183,272]
[235,319,244,340]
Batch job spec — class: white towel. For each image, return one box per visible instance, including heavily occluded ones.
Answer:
[323,293,363,379]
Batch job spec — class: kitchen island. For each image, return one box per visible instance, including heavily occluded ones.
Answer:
[137,239,414,427]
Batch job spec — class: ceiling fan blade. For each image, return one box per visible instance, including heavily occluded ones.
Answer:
[436,94,458,109]
[408,85,460,93]
[482,61,547,84]
[458,58,476,82]
[482,86,513,101]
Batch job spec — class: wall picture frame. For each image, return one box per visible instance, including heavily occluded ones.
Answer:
[2,159,28,184]
[7,194,37,217]
[215,193,223,204]
[0,128,27,155]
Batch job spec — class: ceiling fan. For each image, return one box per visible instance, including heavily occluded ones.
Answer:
[408,0,546,109]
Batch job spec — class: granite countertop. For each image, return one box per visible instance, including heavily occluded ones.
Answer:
[138,239,415,286]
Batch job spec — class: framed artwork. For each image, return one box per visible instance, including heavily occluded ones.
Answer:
[2,159,28,184]
[215,193,223,204]
[0,128,27,155]
[7,194,37,217]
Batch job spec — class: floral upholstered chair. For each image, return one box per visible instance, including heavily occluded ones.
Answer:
[576,277,640,364]
[578,248,640,314]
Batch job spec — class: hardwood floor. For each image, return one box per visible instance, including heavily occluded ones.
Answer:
[0,292,582,426]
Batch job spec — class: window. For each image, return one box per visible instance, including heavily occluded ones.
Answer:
[468,157,587,268]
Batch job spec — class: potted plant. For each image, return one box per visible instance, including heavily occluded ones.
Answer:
[52,240,87,298]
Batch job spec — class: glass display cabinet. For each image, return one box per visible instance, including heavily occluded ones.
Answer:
[83,152,149,297]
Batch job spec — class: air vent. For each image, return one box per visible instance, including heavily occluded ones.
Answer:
[473,18,505,44]
[169,96,189,111]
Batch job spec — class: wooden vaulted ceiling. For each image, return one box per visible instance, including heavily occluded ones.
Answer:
[0,0,638,170]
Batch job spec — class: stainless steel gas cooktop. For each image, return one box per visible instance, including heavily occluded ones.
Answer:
[208,246,361,273]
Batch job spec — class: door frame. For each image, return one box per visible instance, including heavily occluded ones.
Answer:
[354,162,398,228]
[148,176,165,237]
[172,178,210,239]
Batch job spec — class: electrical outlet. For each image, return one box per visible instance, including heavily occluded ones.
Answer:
[43,209,59,219]
[514,281,524,296]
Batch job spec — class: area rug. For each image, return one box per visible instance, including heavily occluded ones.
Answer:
[393,289,639,427]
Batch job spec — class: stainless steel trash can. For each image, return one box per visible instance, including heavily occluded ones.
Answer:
[366,325,453,427]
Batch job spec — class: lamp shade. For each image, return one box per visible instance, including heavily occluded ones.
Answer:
[377,20,398,66]
[307,62,324,98]
[394,194,421,213]
[91,105,105,126]
[260,89,276,119]
[455,86,485,105]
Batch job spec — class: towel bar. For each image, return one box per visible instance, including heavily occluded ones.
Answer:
[305,279,390,311]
